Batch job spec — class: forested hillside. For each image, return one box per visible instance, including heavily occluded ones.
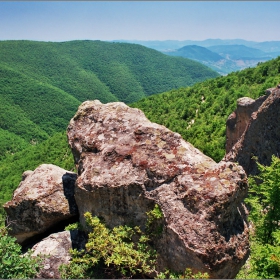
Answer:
[0,40,218,159]
[1,56,280,214]
[131,56,280,162]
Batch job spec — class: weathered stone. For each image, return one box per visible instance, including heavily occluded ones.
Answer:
[3,164,78,244]
[226,95,268,153]
[225,87,280,175]
[29,229,87,279]
[67,100,249,278]
[30,231,72,279]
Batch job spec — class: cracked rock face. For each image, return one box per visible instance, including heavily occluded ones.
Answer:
[226,95,268,154]
[3,164,78,244]
[225,87,280,175]
[67,100,249,278]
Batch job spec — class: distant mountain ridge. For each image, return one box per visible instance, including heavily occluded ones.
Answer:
[207,45,269,60]
[113,39,280,52]
[114,39,280,74]
[166,45,223,62]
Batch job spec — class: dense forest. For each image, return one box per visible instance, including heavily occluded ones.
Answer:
[131,56,280,162]
[0,40,218,159]
[1,40,280,278]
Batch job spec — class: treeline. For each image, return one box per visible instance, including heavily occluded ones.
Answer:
[131,56,280,162]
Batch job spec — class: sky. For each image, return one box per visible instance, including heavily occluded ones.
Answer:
[1,1,280,42]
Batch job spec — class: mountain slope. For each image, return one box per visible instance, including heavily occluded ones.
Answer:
[131,57,280,162]
[0,40,219,103]
[0,40,219,157]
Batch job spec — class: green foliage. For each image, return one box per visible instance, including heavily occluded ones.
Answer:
[237,156,280,279]
[0,226,42,279]
[60,212,156,279]
[246,156,280,244]
[131,56,280,162]
[157,268,209,279]
[146,204,164,236]
[64,222,82,231]
[61,211,209,279]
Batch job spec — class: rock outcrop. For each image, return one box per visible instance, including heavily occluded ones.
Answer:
[3,164,78,244]
[226,95,268,153]
[67,100,249,278]
[225,86,280,175]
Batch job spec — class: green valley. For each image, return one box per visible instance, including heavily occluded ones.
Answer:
[0,40,219,158]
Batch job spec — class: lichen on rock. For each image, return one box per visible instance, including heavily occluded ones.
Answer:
[67,100,250,278]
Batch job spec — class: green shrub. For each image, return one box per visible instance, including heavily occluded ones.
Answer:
[60,209,209,279]
[0,226,42,279]
[60,212,156,279]
[237,156,280,278]
[157,268,209,279]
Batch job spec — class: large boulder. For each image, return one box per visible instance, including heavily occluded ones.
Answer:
[225,86,280,175]
[67,100,249,278]
[3,164,78,244]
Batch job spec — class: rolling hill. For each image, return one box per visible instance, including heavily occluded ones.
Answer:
[118,39,280,74]
[0,40,219,158]
[115,39,280,52]
[162,44,279,75]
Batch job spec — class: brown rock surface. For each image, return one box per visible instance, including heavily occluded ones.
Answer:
[67,100,249,278]
[226,95,268,153]
[3,164,78,244]
[30,231,72,279]
[225,87,280,175]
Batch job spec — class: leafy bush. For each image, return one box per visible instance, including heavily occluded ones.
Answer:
[0,226,42,279]
[60,212,156,279]
[60,209,209,279]
[246,156,280,244]
[237,156,280,278]
[157,268,209,279]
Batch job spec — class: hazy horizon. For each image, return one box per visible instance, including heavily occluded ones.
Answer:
[1,2,280,42]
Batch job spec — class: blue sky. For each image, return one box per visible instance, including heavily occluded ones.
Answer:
[1,1,280,42]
